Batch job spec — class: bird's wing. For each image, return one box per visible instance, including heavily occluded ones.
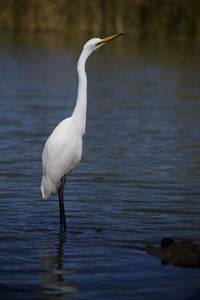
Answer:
[42,118,82,186]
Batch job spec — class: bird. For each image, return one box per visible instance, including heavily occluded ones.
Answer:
[41,33,123,228]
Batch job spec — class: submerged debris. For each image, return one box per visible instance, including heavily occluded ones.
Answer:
[145,238,200,268]
[95,227,103,233]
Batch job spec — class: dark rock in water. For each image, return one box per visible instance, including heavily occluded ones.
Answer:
[145,238,200,268]
[161,237,175,248]
[95,227,103,233]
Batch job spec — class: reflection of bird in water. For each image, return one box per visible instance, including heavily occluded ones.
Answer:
[40,233,78,297]
[41,33,123,228]
[145,238,200,268]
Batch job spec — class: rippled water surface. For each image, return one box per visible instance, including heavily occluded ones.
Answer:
[0,34,200,299]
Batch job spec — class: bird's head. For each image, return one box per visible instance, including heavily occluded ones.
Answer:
[83,33,123,55]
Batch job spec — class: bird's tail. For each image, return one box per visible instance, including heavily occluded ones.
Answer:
[41,184,49,200]
[41,176,55,200]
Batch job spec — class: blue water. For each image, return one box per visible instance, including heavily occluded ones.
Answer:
[0,33,200,299]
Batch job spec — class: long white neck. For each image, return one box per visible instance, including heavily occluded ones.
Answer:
[72,48,90,135]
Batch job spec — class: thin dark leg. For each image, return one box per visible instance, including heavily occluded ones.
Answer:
[58,175,67,228]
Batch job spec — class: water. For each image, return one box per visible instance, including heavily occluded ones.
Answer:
[0,33,200,300]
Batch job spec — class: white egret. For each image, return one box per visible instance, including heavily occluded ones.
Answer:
[41,33,123,228]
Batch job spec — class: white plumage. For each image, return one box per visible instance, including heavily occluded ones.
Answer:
[41,118,82,199]
[41,33,123,227]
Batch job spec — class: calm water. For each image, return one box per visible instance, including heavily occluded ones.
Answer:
[0,33,200,300]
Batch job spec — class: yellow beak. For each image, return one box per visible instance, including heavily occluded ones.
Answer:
[96,33,123,45]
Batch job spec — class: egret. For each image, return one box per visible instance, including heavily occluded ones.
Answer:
[41,33,123,228]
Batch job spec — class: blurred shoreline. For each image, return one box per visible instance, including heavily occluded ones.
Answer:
[0,0,199,40]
